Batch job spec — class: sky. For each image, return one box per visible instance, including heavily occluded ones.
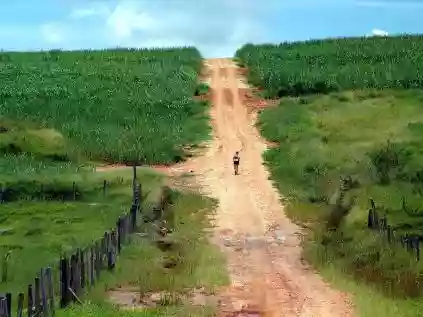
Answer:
[0,0,422,57]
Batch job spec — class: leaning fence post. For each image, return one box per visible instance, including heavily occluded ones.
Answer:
[90,246,95,286]
[415,237,420,261]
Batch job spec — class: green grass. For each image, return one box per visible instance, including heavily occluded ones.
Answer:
[255,88,423,311]
[235,35,423,97]
[0,167,164,298]
[305,238,423,317]
[0,47,210,164]
[56,191,228,317]
[259,89,423,231]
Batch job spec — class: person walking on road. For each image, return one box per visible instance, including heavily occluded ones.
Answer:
[233,151,240,175]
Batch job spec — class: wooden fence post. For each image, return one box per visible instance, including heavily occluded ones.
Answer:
[136,184,141,207]
[130,204,137,232]
[370,198,375,210]
[6,293,11,317]
[100,238,106,270]
[95,242,101,280]
[59,257,69,308]
[117,218,122,254]
[0,296,8,317]
[72,182,76,201]
[132,165,137,202]
[79,249,85,290]
[108,230,116,270]
[387,225,392,243]
[40,269,48,317]
[103,180,107,197]
[415,237,420,261]
[17,293,24,317]
[69,254,77,302]
[368,209,374,228]
[27,284,34,317]
[90,246,95,286]
[34,277,41,317]
[405,234,411,252]
[46,267,54,317]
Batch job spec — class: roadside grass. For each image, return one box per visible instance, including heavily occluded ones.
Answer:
[257,89,423,314]
[0,167,164,298]
[0,48,211,164]
[304,235,423,317]
[55,303,216,317]
[55,191,228,317]
[259,89,423,232]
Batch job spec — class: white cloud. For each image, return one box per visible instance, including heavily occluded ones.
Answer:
[40,23,64,44]
[369,28,389,36]
[66,0,272,57]
[105,3,158,40]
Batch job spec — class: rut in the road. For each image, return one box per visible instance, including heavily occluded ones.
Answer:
[187,58,355,317]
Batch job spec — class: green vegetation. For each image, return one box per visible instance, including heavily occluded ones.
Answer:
[236,35,423,316]
[258,89,423,297]
[0,48,210,164]
[56,191,228,317]
[235,35,423,97]
[0,167,164,297]
[0,46,223,316]
[305,241,423,317]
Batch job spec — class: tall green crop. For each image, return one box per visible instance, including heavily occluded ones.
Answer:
[0,47,209,164]
[235,35,423,97]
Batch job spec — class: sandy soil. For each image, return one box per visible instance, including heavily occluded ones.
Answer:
[183,58,355,317]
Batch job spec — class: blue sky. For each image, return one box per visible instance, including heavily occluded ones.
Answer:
[0,0,422,57]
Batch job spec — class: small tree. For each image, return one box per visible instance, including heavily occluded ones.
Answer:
[369,141,408,185]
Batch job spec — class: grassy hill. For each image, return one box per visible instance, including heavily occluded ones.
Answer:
[236,35,423,316]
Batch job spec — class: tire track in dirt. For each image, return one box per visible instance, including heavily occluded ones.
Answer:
[220,67,228,79]
[223,88,234,106]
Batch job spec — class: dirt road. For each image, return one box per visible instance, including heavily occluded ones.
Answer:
[100,58,355,316]
[178,58,355,317]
